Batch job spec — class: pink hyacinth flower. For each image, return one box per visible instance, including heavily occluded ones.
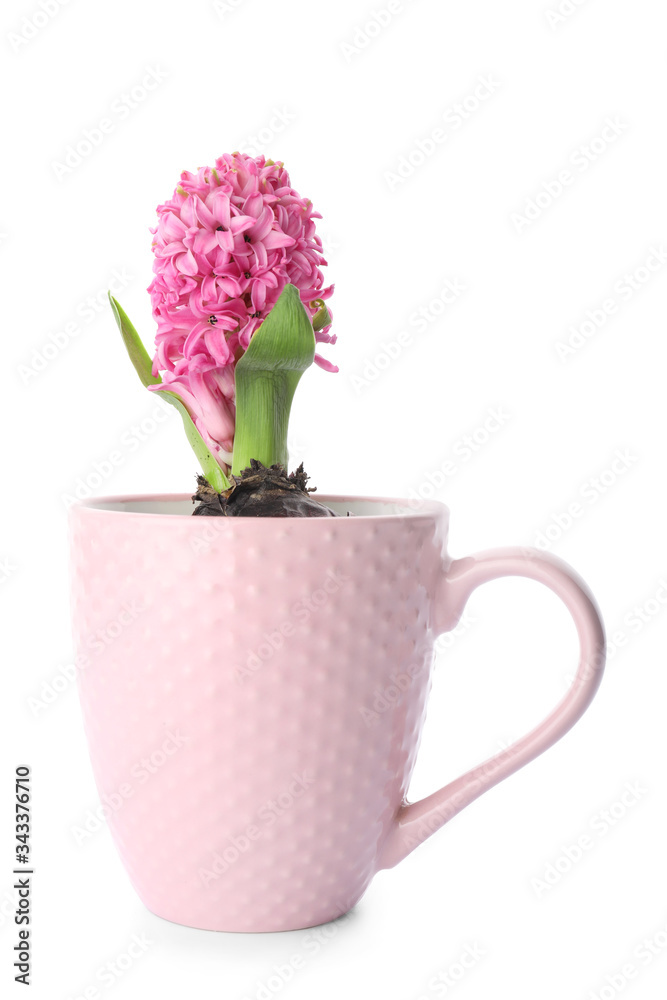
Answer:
[147,153,335,474]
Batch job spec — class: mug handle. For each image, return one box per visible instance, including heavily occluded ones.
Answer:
[377,547,606,870]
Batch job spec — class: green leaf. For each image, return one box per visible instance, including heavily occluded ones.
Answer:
[232,284,315,476]
[152,389,231,493]
[108,293,161,388]
[109,293,231,493]
[312,300,332,333]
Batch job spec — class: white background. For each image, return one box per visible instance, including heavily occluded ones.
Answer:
[2,0,666,997]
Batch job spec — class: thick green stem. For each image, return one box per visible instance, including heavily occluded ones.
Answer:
[231,284,316,477]
[232,373,293,474]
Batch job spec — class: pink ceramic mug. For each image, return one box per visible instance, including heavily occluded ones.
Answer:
[69,493,605,932]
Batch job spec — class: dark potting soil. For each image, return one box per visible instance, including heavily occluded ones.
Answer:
[192,459,339,518]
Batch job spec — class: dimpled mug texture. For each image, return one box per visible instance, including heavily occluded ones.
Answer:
[69,495,447,932]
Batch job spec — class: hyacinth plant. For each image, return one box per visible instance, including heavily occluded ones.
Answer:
[110,152,338,517]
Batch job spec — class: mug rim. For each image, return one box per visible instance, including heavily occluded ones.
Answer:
[69,492,449,522]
